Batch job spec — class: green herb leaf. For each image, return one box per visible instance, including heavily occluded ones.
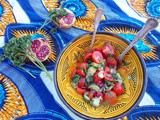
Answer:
[50,27,57,34]
[0,54,5,60]
[0,35,32,67]
[85,76,93,85]
[55,17,59,23]
[108,54,113,57]
[39,7,69,30]
[72,74,81,84]
[112,73,118,79]
[104,80,113,86]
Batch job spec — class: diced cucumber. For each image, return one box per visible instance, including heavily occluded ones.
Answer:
[98,71,104,78]
[91,97,100,107]
[91,62,101,68]
[106,84,114,91]
[116,73,123,83]
[83,91,90,103]
[110,68,116,74]
[87,67,96,76]
[101,59,106,66]
[71,82,77,89]
[100,86,106,93]
[88,84,100,92]
[104,81,114,91]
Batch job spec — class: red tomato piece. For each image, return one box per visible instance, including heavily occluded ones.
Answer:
[76,69,85,77]
[112,83,125,96]
[71,69,77,78]
[78,77,86,88]
[106,57,117,67]
[104,66,110,73]
[104,72,114,81]
[103,67,113,81]
[77,62,88,70]
[93,48,102,53]
[92,51,104,63]
[76,87,86,95]
[104,91,117,105]
[94,71,103,83]
[84,52,92,62]
[100,94,104,103]
[102,43,115,57]
[89,91,94,100]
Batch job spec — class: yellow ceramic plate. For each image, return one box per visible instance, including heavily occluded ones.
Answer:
[54,32,147,119]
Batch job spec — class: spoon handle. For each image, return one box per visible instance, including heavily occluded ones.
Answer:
[89,9,103,51]
[117,18,159,61]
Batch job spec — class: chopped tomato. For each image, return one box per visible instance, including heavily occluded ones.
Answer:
[94,71,103,83]
[104,91,117,105]
[84,52,92,63]
[106,57,117,67]
[103,66,113,81]
[104,73,114,81]
[102,43,114,57]
[78,77,86,88]
[93,48,102,53]
[77,62,88,70]
[76,69,85,77]
[71,43,125,107]
[100,94,104,103]
[104,66,110,73]
[92,51,103,63]
[89,91,94,100]
[71,69,77,78]
[112,83,125,95]
[76,87,86,95]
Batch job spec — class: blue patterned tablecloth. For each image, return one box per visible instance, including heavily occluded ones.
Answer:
[0,0,160,120]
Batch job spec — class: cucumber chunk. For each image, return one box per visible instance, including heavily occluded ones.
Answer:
[83,91,90,103]
[87,67,96,76]
[88,84,100,92]
[91,97,100,107]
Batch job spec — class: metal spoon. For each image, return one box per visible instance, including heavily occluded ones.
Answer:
[117,18,159,61]
[89,9,103,52]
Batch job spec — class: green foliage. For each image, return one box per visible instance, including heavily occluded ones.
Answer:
[0,35,31,67]
[49,7,68,22]
[85,76,93,85]
[39,7,68,31]
[0,35,52,80]
[72,74,81,84]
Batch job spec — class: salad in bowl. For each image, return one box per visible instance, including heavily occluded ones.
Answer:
[54,32,147,120]
[71,42,125,107]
